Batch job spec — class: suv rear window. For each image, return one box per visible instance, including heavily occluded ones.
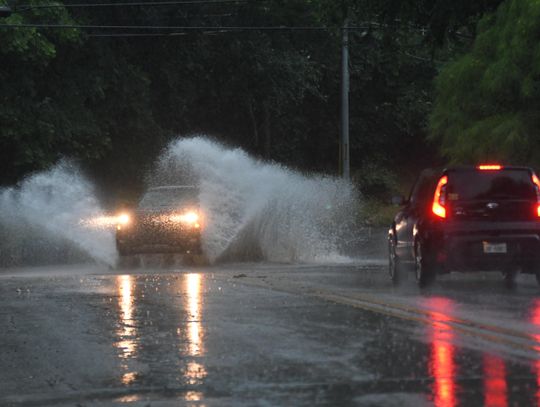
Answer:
[447,170,536,201]
[409,170,439,204]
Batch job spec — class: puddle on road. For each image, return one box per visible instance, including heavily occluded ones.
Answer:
[7,269,539,406]
[112,272,208,397]
[104,271,540,406]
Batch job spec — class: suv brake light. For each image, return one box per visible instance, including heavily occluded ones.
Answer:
[532,173,540,217]
[432,175,448,219]
[477,164,502,171]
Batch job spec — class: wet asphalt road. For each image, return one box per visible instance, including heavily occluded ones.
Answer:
[2,255,540,406]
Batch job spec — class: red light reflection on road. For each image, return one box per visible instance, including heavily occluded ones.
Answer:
[537,358,540,407]
[483,355,507,407]
[530,299,540,406]
[426,297,458,407]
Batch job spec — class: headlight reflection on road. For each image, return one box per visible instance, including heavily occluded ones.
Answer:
[185,391,205,402]
[187,273,204,356]
[182,273,207,387]
[116,275,138,385]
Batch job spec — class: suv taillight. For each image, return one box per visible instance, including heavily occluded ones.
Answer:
[432,175,448,219]
[532,173,540,217]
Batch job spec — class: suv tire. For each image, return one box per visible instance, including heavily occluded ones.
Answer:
[535,270,540,287]
[503,267,519,289]
[389,238,402,285]
[415,241,435,287]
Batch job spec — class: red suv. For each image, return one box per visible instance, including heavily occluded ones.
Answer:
[388,165,540,287]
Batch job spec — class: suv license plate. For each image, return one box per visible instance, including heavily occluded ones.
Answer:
[483,242,507,254]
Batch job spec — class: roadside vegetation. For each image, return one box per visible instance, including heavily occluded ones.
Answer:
[430,0,540,166]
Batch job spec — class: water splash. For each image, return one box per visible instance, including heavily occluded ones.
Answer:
[0,138,360,267]
[152,137,360,263]
[0,161,117,266]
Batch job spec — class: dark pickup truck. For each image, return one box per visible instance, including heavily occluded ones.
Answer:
[116,185,203,256]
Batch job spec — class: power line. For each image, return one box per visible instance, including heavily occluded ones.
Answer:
[89,32,189,36]
[15,0,251,11]
[88,30,234,36]
[0,23,335,31]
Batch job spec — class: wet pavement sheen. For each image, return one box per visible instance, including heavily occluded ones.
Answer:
[1,263,540,406]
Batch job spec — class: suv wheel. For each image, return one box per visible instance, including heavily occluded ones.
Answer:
[415,241,435,287]
[388,238,402,285]
[503,267,519,289]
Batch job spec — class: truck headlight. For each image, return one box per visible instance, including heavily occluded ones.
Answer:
[170,211,200,228]
[116,213,131,230]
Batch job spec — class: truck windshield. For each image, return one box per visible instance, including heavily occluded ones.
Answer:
[139,187,198,209]
[447,170,536,201]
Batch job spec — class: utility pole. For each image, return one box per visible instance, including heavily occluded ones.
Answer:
[340,18,350,180]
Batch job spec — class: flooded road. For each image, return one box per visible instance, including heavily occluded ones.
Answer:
[1,260,540,406]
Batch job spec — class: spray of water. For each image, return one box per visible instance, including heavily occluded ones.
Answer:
[0,137,360,268]
[0,161,117,266]
[152,137,360,263]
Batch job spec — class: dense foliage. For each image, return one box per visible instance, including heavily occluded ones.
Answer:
[430,0,540,165]
[0,0,504,203]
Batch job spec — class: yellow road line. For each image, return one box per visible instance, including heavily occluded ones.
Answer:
[313,291,539,353]
[238,277,540,355]
[340,291,534,341]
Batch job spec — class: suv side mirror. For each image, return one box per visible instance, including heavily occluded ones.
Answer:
[391,195,406,206]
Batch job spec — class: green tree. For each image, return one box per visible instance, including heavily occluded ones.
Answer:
[0,0,506,201]
[0,2,83,182]
[0,2,165,194]
[430,0,540,165]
